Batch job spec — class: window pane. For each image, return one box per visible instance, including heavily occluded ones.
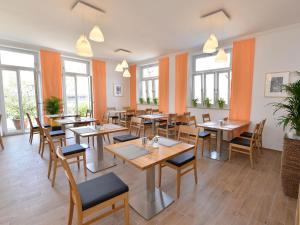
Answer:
[77,76,90,116]
[218,72,229,104]
[147,80,153,100]
[193,75,202,103]
[142,81,147,100]
[64,60,87,74]
[65,76,76,114]
[154,79,159,98]
[205,73,214,104]
[0,50,35,68]
[195,53,231,71]
[142,65,158,78]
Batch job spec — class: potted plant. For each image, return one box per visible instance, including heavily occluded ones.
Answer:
[217,98,225,109]
[192,98,198,107]
[139,98,145,104]
[204,98,211,108]
[153,98,158,105]
[44,96,62,115]
[146,97,151,105]
[273,80,300,198]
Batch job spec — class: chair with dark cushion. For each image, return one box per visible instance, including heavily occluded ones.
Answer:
[107,107,119,124]
[113,117,142,143]
[159,125,199,198]
[229,123,260,168]
[56,148,129,225]
[157,113,177,138]
[26,113,50,144]
[119,109,135,128]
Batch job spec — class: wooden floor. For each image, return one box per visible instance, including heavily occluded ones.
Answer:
[0,133,296,225]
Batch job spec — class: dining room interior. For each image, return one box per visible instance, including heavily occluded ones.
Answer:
[1,0,300,225]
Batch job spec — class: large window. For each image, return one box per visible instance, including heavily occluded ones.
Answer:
[192,50,231,107]
[139,64,159,104]
[62,58,91,115]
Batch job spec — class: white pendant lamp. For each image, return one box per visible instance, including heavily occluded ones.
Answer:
[209,34,218,48]
[123,69,131,77]
[215,48,228,62]
[115,63,123,72]
[203,34,219,54]
[121,59,129,68]
[89,25,104,42]
[76,34,93,57]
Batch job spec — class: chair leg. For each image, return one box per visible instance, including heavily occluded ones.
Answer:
[48,157,53,179]
[64,137,67,146]
[41,139,45,158]
[158,164,162,187]
[124,194,130,225]
[83,153,87,177]
[68,193,74,225]
[51,159,58,187]
[250,150,254,169]
[77,212,83,225]
[201,139,204,157]
[176,169,181,198]
[29,130,33,144]
[193,161,198,184]
[38,135,42,154]
[208,137,211,153]
[77,156,80,169]
[228,144,232,160]
[107,134,111,143]
[0,136,4,150]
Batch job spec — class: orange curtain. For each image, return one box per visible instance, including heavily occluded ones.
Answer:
[175,53,188,114]
[92,60,107,121]
[40,50,62,102]
[159,57,169,113]
[129,65,137,110]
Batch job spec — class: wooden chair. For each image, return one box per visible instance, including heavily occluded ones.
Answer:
[123,106,131,110]
[56,148,129,225]
[113,117,142,143]
[36,117,66,158]
[44,128,87,187]
[26,113,40,144]
[107,107,119,124]
[100,113,111,144]
[152,109,160,114]
[0,115,4,150]
[229,123,260,168]
[119,109,135,128]
[157,113,177,138]
[85,109,92,118]
[145,108,153,114]
[158,125,199,198]
[202,113,217,138]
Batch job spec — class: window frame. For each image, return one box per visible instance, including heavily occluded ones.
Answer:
[62,57,92,115]
[191,49,232,109]
[139,63,159,104]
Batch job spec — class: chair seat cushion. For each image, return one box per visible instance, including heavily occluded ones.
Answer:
[143,121,152,125]
[199,131,210,138]
[230,137,250,147]
[51,126,63,131]
[176,121,188,126]
[62,144,86,156]
[113,134,139,142]
[109,115,119,119]
[78,172,129,210]
[49,130,65,137]
[204,128,217,133]
[240,132,252,138]
[158,124,175,129]
[167,152,195,167]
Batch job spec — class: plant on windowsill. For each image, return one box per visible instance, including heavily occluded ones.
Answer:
[217,98,225,109]
[192,98,198,107]
[204,98,211,108]
[272,80,300,198]
[153,98,158,105]
[44,96,62,115]
[146,97,151,105]
[139,98,145,104]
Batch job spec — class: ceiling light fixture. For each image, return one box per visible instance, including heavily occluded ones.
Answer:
[76,34,93,57]
[123,69,131,77]
[121,59,129,69]
[215,48,227,62]
[89,25,104,42]
[203,36,217,53]
[115,63,123,72]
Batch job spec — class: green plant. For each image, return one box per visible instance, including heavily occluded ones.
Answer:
[78,103,89,116]
[44,96,62,115]
[204,98,211,108]
[217,98,225,109]
[146,97,151,104]
[139,98,145,104]
[273,80,300,135]
[153,98,158,105]
[5,94,36,120]
[192,98,198,107]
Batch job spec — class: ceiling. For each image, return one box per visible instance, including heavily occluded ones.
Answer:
[0,0,299,62]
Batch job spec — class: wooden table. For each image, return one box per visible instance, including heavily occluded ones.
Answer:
[45,114,79,126]
[197,120,250,160]
[55,117,96,131]
[105,138,194,220]
[139,114,168,135]
[69,124,128,173]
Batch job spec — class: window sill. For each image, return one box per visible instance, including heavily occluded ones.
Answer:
[187,106,229,110]
[137,103,159,107]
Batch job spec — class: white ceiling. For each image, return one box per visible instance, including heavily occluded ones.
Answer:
[0,0,299,62]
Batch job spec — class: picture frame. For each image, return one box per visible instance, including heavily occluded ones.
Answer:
[113,84,123,97]
[264,71,290,97]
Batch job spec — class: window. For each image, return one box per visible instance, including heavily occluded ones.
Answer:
[192,50,231,108]
[62,58,91,115]
[139,64,159,103]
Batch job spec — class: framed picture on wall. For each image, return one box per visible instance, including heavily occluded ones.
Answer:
[113,84,123,97]
[265,71,290,97]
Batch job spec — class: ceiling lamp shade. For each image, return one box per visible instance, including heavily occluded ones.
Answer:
[203,38,217,53]
[76,34,93,57]
[123,69,131,77]
[121,59,129,68]
[215,48,228,62]
[209,34,218,48]
[89,25,104,42]
[115,63,123,72]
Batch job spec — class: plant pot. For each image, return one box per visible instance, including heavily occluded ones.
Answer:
[281,134,300,198]
[12,119,28,130]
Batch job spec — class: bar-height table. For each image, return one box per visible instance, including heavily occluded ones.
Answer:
[139,114,168,135]
[69,124,128,173]
[197,120,250,160]
[105,138,194,220]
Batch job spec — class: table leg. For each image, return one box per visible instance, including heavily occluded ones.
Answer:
[129,166,174,220]
[75,134,80,144]
[152,120,156,136]
[206,129,228,161]
[86,135,117,173]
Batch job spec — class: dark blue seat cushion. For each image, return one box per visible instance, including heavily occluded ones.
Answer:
[109,115,119,119]
[78,172,129,210]
[167,152,195,167]
[230,137,250,147]
[113,134,139,142]
[199,131,210,138]
[176,122,188,126]
[158,124,175,129]
[143,121,152,125]
[51,126,63,131]
[62,144,86,156]
[240,132,252,138]
[49,130,65,137]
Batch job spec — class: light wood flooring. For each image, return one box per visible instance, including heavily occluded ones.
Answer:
[0,133,296,225]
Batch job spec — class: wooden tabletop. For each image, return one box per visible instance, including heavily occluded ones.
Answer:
[69,124,128,137]
[104,138,194,170]
[55,117,96,125]
[46,114,78,119]
[108,110,126,114]
[138,114,168,120]
[197,120,250,131]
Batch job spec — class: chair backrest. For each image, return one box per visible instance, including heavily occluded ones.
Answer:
[145,108,152,114]
[152,109,159,114]
[102,112,109,124]
[183,112,191,117]
[86,109,92,118]
[129,117,142,136]
[123,106,130,110]
[26,113,34,129]
[135,110,145,116]
[187,116,197,127]
[177,125,199,155]
[259,119,267,136]
[43,128,56,158]
[168,113,177,125]
[56,147,82,212]
[250,123,260,147]
[126,109,135,116]
[202,113,211,122]
[223,117,228,121]
[35,117,44,135]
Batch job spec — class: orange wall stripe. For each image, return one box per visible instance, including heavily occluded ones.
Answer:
[129,65,137,110]
[175,53,188,114]
[159,57,169,113]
